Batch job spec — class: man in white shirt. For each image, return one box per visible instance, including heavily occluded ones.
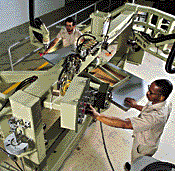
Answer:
[86,79,173,171]
[42,17,82,55]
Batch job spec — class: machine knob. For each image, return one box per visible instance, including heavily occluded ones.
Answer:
[78,113,85,118]
[80,102,87,107]
[78,118,83,124]
[83,96,90,102]
[79,108,85,114]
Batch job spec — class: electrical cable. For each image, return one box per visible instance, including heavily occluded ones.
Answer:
[98,107,115,171]
[15,75,38,92]
[165,42,175,74]
[142,161,175,171]
[0,99,10,113]
[0,76,38,112]
[76,33,97,55]
[139,32,175,43]
[0,147,23,171]
[138,32,175,74]
[14,161,23,171]
[76,33,96,49]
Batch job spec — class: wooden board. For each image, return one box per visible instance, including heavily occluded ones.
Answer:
[103,64,126,80]
[90,67,119,86]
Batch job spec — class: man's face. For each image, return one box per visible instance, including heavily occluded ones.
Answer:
[146,82,164,103]
[65,21,75,34]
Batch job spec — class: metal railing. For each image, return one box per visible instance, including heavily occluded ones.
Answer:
[8,0,105,71]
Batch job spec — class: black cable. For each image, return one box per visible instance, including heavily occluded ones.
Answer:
[0,147,23,171]
[165,42,175,74]
[138,32,175,74]
[0,99,10,113]
[139,32,175,43]
[15,75,38,92]
[142,161,175,171]
[98,108,115,171]
[76,33,96,51]
[14,161,23,171]
[0,76,38,112]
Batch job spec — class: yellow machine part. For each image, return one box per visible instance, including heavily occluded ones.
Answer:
[60,80,72,96]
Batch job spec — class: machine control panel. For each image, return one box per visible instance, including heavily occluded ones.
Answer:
[78,101,87,124]
[60,77,91,132]
[60,77,112,132]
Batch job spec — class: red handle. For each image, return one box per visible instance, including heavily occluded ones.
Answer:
[39,53,43,57]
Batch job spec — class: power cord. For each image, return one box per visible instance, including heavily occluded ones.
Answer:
[0,147,23,171]
[0,76,38,112]
[97,107,115,171]
[15,75,38,92]
[93,82,115,171]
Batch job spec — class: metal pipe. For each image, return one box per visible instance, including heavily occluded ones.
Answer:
[75,14,77,24]
[29,0,35,27]
[78,18,91,26]
[8,41,20,71]
[47,2,96,29]
[94,3,97,11]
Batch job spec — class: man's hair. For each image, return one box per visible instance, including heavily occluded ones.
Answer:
[154,79,173,100]
[65,17,76,26]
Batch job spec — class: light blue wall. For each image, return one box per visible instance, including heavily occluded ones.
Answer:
[0,0,65,33]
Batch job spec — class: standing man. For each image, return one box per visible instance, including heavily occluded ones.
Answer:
[42,17,82,55]
[85,79,173,171]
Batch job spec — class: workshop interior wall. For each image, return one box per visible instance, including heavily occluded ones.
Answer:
[0,0,65,33]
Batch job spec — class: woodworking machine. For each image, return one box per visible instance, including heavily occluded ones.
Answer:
[0,3,175,171]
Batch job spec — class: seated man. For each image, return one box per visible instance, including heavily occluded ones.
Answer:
[42,17,82,55]
[85,79,173,171]
[42,17,83,96]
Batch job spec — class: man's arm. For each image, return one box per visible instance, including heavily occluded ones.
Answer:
[96,114,133,129]
[86,104,133,129]
[43,37,61,54]
[124,97,144,111]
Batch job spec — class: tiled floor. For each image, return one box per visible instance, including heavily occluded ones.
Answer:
[60,52,175,171]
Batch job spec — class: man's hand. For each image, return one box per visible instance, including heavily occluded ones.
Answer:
[85,104,100,119]
[85,103,133,129]
[39,38,60,57]
[124,97,137,108]
[124,97,144,111]
[39,51,47,57]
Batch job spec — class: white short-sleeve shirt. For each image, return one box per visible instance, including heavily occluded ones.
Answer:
[56,27,82,47]
[130,101,172,151]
